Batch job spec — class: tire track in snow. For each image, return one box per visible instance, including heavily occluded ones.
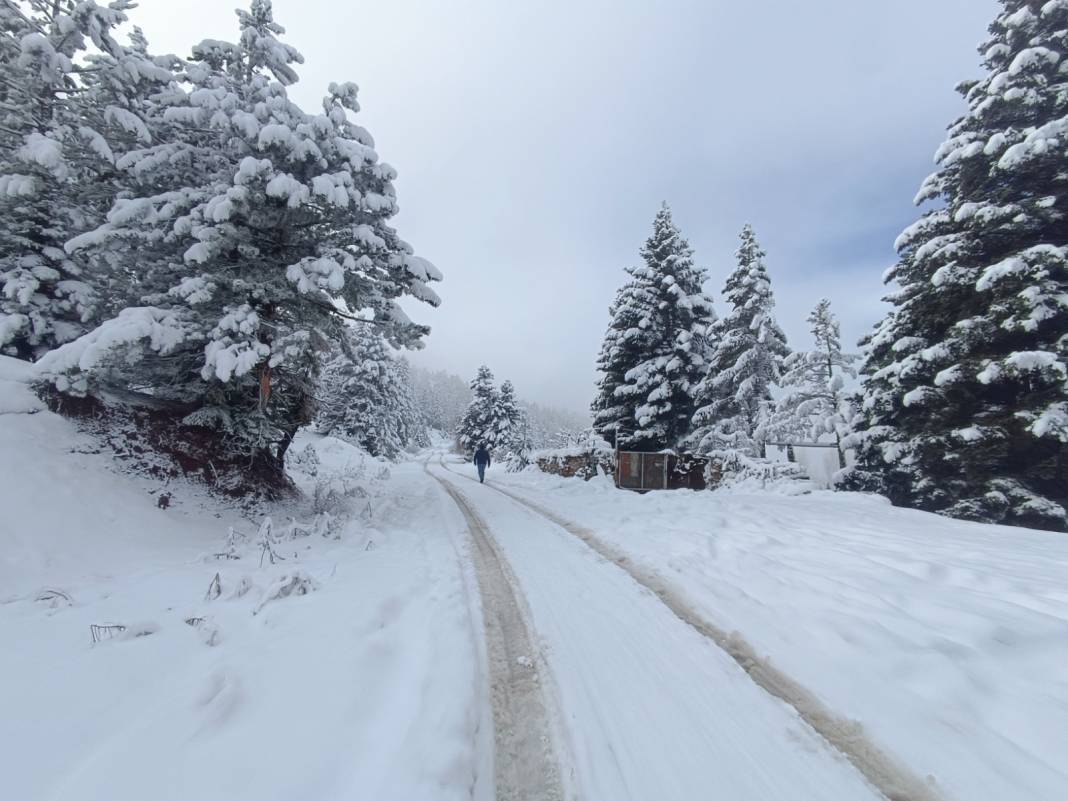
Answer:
[443,460,943,801]
[427,465,566,801]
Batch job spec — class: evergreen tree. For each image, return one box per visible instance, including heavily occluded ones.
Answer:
[393,359,430,450]
[845,1,1068,531]
[458,365,499,453]
[0,1,155,359]
[765,299,857,467]
[318,333,427,458]
[591,277,651,445]
[691,224,789,456]
[36,1,441,481]
[318,326,401,457]
[494,379,534,466]
[494,379,521,448]
[592,204,715,451]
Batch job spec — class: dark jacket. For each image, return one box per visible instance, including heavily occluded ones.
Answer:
[473,447,491,467]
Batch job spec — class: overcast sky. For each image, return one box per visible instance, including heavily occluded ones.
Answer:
[133,0,999,414]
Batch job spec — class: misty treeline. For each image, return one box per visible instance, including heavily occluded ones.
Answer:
[439,365,589,460]
[0,0,444,489]
[591,0,1067,531]
[317,342,587,460]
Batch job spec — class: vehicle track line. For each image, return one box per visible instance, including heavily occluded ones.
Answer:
[427,464,566,801]
[442,459,943,801]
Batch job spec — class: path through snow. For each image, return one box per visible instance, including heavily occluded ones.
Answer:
[430,459,887,801]
[446,462,939,801]
[427,463,566,801]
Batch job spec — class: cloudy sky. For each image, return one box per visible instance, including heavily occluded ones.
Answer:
[134,0,1000,414]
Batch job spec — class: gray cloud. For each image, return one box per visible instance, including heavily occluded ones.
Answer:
[133,0,1000,413]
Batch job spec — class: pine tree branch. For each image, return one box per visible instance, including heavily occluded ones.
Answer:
[301,295,384,327]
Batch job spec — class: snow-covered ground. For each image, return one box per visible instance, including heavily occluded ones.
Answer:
[428,461,887,801]
[0,359,488,801]
[5,351,1067,801]
[477,462,1068,801]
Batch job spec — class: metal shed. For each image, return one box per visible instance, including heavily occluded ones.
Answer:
[615,451,707,491]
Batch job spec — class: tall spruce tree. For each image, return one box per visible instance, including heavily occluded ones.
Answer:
[845,1,1068,531]
[458,365,499,453]
[592,204,714,451]
[494,379,521,448]
[37,1,440,481]
[691,224,789,457]
[591,276,652,445]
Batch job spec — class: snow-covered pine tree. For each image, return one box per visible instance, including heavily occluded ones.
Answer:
[392,358,430,450]
[591,277,650,446]
[0,1,156,360]
[37,1,440,484]
[845,1,1068,531]
[593,203,715,451]
[494,379,521,447]
[317,325,404,458]
[691,224,789,457]
[457,365,499,453]
[765,299,857,467]
[493,379,533,466]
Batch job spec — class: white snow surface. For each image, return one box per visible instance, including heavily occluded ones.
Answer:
[430,460,884,801]
[475,463,1068,801]
[0,363,487,801]
[4,353,1067,801]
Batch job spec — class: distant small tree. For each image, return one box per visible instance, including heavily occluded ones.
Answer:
[458,365,499,453]
[494,379,521,447]
[763,299,857,467]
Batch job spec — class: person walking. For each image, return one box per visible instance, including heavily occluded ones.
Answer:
[473,444,491,483]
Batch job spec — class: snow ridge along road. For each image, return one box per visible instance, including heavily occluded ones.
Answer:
[442,460,941,801]
[427,463,566,801]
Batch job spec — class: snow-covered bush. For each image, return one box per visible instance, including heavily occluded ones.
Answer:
[532,431,614,480]
[706,449,804,491]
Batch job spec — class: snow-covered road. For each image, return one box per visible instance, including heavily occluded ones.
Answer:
[427,463,564,801]
[429,459,890,801]
[5,372,1061,801]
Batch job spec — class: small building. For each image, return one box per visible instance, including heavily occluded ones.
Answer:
[616,451,708,491]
